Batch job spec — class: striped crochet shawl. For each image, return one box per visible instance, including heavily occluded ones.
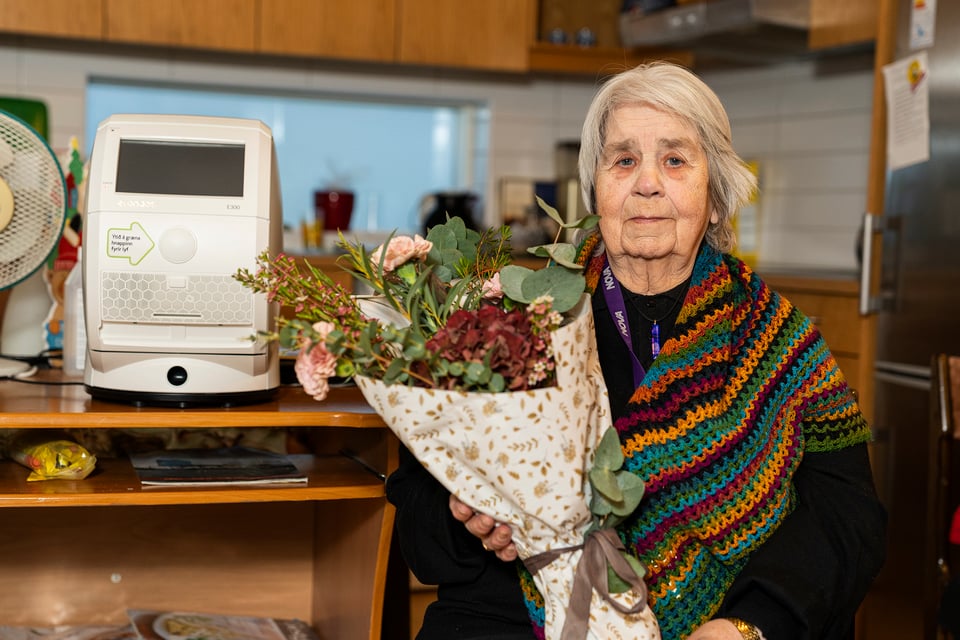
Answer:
[519,237,870,639]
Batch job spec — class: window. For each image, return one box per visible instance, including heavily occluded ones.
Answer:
[85,79,487,237]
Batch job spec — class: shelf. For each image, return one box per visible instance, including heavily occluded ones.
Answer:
[0,455,386,507]
[0,370,397,639]
[528,42,694,75]
[0,380,385,429]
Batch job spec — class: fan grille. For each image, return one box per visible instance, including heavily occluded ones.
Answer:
[0,111,66,289]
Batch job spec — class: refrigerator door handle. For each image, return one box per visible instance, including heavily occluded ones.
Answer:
[875,359,932,390]
[859,212,902,316]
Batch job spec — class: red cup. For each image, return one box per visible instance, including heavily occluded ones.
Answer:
[315,190,354,232]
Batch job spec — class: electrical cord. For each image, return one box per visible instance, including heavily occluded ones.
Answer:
[0,349,60,368]
[0,372,85,385]
[0,350,85,385]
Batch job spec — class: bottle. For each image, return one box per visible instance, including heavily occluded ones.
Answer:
[62,248,86,376]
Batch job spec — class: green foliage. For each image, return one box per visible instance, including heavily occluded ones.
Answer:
[425,216,480,283]
[535,195,600,232]
[235,203,600,395]
[586,426,647,593]
[588,427,646,531]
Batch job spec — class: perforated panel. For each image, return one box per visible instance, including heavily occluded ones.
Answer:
[99,272,254,325]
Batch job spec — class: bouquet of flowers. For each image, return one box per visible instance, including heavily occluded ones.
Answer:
[235,205,660,640]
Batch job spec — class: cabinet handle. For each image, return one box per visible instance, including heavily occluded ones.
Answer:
[858,211,877,316]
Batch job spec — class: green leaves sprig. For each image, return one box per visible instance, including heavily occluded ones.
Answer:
[588,426,647,593]
[498,196,599,314]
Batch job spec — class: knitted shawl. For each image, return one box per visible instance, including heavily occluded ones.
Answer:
[519,237,871,639]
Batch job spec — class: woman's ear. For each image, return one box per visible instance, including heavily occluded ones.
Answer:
[710,209,720,225]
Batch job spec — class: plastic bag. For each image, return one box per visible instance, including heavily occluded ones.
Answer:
[8,433,97,481]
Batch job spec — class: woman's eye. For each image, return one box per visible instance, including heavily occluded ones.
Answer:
[665,155,685,168]
[616,157,635,168]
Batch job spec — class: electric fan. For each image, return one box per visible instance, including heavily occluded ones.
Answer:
[0,110,67,376]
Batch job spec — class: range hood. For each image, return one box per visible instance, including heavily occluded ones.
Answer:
[619,0,842,64]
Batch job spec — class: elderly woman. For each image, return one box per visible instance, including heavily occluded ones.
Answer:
[388,61,886,640]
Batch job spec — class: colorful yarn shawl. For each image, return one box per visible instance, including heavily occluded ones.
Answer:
[519,237,871,639]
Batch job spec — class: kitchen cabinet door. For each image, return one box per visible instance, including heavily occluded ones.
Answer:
[0,0,102,39]
[105,0,256,52]
[808,0,878,49]
[258,0,395,62]
[397,0,535,72]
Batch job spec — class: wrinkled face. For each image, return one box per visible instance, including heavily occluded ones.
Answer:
[595,104,716,268]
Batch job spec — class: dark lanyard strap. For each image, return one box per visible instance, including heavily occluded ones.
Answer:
[599,255,645,387]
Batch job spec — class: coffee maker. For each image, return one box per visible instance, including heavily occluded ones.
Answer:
[421,191,479,233]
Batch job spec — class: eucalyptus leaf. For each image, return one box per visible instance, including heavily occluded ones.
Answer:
[519,267,585,313]
[607,552,647,594]
[499,264,536,303]
[535,195,565,227]
[403,341,426,359]
[593,427,624,471]
[608,564,630,594]
[610,471,646,517]
[383,357,406,382]
[625,552,646,580]
[569,213,601,230]
[589,467,623,503]
[466,361,488,383]
[526,243,582,269]
[534,195,600,231]
[590,488,614,516]
[278,323,302,347]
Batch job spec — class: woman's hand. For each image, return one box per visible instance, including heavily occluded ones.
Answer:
[449,494,518,562]
[686,619,748,640]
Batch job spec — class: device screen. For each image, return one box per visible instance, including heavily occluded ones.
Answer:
[115,140,245,197]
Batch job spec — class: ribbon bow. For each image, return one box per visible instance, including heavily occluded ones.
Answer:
[524,528,649,640]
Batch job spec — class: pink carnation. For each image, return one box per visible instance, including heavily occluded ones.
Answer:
[481,272,503,300]
[294,322,338,400]
[369,235,433,273]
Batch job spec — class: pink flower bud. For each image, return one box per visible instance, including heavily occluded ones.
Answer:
[369,235,433,273]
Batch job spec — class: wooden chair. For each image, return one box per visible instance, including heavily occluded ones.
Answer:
[931,354,960,639]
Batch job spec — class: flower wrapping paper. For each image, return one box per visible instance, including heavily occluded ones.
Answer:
[356,296,660,640]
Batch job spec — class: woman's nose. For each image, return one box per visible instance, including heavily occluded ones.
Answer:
[633,162,663,197]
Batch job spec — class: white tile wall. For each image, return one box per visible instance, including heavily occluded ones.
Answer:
[703,61,874,272]
[0,40,873,274]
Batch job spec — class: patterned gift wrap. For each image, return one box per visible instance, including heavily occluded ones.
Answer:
[357,296,660,640]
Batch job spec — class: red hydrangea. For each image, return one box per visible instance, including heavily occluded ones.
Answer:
[426,305,541,390]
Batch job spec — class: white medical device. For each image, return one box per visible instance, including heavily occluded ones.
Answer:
[83,114,282,406]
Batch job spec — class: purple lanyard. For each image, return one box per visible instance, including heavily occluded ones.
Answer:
[600,255,646,386]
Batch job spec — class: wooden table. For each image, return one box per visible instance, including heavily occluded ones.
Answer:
[0,377,395,640]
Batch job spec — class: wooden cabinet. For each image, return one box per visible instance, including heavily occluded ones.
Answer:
[0,380,396,640]
[396,0,536,72]
[763,273,865,394]
[809,0,878,50]
[0,0,876,74]
[0,0,683,76]
[258,0,395,63]
[104,0,256,52]
[0,0,102,39]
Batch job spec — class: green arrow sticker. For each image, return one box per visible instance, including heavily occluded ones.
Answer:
[107,222,155,265]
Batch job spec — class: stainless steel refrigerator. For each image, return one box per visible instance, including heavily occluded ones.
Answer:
[862,0,960,637]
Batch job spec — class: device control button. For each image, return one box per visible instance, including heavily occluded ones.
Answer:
[167,366,188,386]
[159,227,198,264]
